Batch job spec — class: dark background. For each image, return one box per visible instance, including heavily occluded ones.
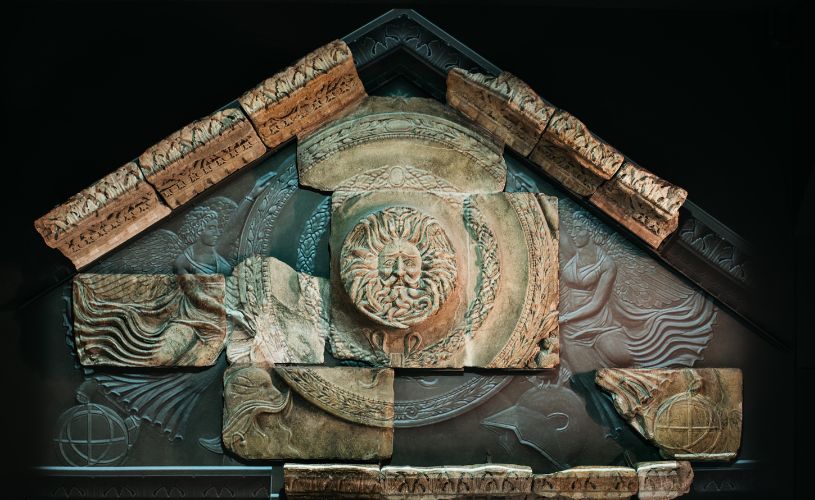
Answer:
[1,0,810,496]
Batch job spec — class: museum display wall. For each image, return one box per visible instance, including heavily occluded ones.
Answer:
[6,6,801,499]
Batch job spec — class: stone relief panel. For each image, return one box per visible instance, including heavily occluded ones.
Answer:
[596,368,742,461]
[222,366,394,461]
[298,96,507,193]
[328,190,558,369]
[226,255,329,366]
[73,273,227,367]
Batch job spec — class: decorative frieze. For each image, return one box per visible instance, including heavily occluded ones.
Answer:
[34,162,171,269]
[297,96,507,194]
[222,366,394,461]
[596,368,742,461]
[239,39,366,149]
[138,107,266,208]
[590,162,688,248]
[285,463,533,499]
[636,461,693,500]
[531,466,638,499]
[73,273,227,367]
[446,68,555,156]
[285,463,693,499]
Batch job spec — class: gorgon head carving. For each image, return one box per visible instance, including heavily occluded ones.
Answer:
[340,207,457,329]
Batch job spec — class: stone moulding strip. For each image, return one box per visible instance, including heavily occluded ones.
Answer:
[138,107,267,209]
[238,39,367,149]
[34,162,171,269]
[284,462,694,499]
[34,39,368,270]
[445,66,687,250]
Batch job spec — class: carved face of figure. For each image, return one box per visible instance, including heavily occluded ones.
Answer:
[200,218,219,247]
[570,212,592,248]
[340,207,457,329]
[378,239,422,287]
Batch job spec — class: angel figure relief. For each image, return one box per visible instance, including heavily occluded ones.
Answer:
[78,171,282,445]
[484,173,717,470]
[558,201,716,374]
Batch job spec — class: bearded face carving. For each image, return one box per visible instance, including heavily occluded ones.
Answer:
[340,207,457,329]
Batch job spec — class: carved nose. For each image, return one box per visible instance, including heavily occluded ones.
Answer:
[394,256,405,277]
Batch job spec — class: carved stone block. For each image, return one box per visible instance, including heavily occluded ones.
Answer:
[284,464,383,499]
[328,191,559,369]
[636,461,693,500]
[73,273,227,367]
[34,162,171,269]
[531,466,638,499]
[298,96,507,193]
[529,141,607,197]
[380,464,532,499]
[590,162,688,248]
[239,40,366,149]
[222,366,393,461]
[138,108,266,208]
[596,368,742,460]
[529,109,627,197]
[446,69,555,156]
[225,255,329,366]
[284,463,533,499]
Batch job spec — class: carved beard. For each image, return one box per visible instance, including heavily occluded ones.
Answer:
[366,257,433,327]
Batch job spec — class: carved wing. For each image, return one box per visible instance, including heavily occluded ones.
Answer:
[602,232,693,309]
[93,355,226,440]
[93,229,185,274]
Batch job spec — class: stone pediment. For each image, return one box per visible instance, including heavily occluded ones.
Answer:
[24,8,781,496]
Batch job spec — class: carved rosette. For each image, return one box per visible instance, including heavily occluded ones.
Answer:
[138,107,266,208]
[590,162,688,248]
[34,162,170,268]
[239,40,367,148]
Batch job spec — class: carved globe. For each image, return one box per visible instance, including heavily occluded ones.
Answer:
[340,206,457,329]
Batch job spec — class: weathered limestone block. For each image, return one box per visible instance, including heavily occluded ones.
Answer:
[284,463,533,499]
[284,464,383,499]
[34,162,171,268]
[590,162,688,248]
[138,107,266,208]
[73,273,226,367]
[530,110,624,197]
[239,40,366,149]
[328,191,558,369]
[636,461,693,500]
[225,255,329,366]
[380,464,532,499]
[446,68,555,156]
[222,366,394,461]
[596,368,742,461]
[531,466,638,499]
[298,96,507,194]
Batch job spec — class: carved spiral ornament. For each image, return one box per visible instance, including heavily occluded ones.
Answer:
[340,207,457,329]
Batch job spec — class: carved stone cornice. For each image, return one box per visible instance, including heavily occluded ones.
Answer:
[239,39,367,149]
[138,107,266,208]
[34,162,171,269]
